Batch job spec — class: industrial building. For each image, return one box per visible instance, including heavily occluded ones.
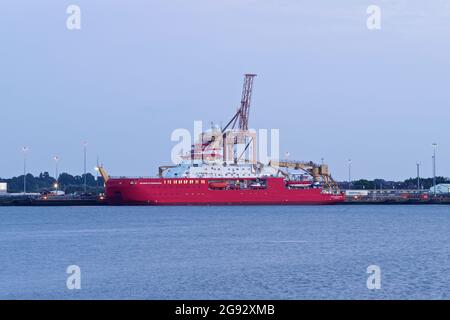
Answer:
[429,184,450,195]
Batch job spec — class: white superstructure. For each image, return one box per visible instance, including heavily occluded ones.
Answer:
[161,161,281,179]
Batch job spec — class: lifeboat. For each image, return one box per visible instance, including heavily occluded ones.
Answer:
[287,180,312,188]
[209,182,228,189]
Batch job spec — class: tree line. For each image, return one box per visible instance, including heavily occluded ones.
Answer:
[339,176,450,190]
[0,172,105,194]
[1,173,448,194]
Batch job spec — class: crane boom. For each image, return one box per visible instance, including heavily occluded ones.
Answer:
[237,74,256,131]
[202,74,257,152]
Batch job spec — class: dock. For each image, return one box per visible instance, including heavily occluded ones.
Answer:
[1,195,450,206]
[0,194,106,206]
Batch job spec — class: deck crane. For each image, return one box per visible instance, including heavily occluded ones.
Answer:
[222,74,257,132]
[268,160,340,192]
[200,74,257,161]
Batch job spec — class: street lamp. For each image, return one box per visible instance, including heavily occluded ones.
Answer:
[53,156,59,193]
[348,159,352,190]
[96,155,99,188]
[22,146,30,194]
[83,141,88,193]
[416,162,421,190]
[432,143,438,196]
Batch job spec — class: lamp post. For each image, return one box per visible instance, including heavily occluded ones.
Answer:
[416,162,421,190]
[83,141,87,193]
[348,159,352,190]
[96,155,99,188]
[432,143,437,196]
[22,146,30,194]
[53,156,59,193]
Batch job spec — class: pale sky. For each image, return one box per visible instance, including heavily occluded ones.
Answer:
[1,0,449,180]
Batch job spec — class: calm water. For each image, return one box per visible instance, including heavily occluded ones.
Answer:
[0,205,449,299]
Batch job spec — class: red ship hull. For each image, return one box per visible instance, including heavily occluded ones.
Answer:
[105,177,345,205]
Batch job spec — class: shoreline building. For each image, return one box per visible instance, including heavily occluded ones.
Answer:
[429,184,450,195]
[0,183,7,194]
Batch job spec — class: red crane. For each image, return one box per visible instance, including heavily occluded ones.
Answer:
[237,73,257,131]
[223,74,257,132]
[200,74,257,158]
